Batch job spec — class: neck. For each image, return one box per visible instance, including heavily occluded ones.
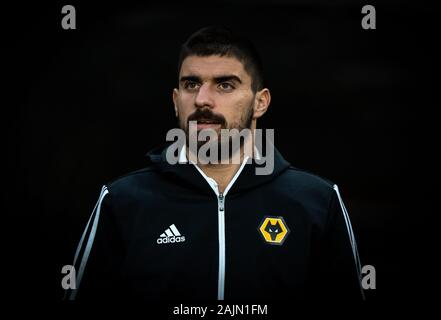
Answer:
[187,145,248,193]
[199,157,244,194]
[186,124,257,193]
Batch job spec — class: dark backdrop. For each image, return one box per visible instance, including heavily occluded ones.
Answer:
[3,0,438,313]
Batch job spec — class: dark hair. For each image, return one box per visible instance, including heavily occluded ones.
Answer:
[178,26,264,93]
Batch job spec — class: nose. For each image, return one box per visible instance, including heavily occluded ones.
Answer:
[194,83,214,109]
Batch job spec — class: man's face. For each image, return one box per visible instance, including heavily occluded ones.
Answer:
[173,55,256,148]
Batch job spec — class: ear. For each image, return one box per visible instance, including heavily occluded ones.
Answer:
[172,88,179,117]
[253,88,271,119]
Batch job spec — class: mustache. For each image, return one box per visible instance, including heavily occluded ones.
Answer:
[187,108,226,127]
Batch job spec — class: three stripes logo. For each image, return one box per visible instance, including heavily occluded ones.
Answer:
[156,224,186,244]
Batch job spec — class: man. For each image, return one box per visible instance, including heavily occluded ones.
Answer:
[66,26,365,302]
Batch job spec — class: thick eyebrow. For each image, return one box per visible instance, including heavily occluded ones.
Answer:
[179,74,243,84]
[213,75,242,84]
[179,75,202,83]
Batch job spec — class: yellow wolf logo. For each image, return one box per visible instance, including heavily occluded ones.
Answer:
[258,216,290,245]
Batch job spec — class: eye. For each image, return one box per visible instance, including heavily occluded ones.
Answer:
[218,82,234,91]
[269,228,273,232]
[184,81,200,90]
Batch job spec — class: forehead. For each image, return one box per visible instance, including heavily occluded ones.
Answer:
[179,55,249,80]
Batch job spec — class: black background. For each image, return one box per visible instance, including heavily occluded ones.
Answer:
[3,0,438,314]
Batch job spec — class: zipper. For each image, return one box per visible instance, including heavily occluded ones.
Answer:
[217,192,225,300]
[189,156,249,301]
[218,193,224,211]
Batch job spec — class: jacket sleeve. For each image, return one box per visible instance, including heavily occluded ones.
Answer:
[308,184,365,302]
[65,186,125,301]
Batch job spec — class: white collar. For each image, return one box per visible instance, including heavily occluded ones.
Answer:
[177,145,259,196]
[178,144,261,163]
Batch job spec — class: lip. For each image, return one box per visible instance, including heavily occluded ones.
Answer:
[196,123,221,130]
[197,118,219,123]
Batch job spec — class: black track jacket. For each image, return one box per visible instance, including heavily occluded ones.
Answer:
[67,144,365,302]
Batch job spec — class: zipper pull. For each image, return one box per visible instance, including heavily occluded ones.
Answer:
[218,192,224,211]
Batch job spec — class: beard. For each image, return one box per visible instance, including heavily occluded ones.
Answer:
[178,103,254,162]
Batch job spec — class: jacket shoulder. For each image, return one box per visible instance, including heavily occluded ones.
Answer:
[284,166,335,191]
[105,166,159,193]
[272,165,339,209]
[277,166,339,224]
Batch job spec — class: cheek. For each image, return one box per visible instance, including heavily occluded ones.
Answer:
[226,96,254,122]
[176,95,194,116]
[180,91,195,105]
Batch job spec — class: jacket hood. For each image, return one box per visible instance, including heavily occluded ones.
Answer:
[145,142,291,195]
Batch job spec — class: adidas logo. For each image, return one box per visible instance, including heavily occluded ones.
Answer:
[156,224,186,244]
